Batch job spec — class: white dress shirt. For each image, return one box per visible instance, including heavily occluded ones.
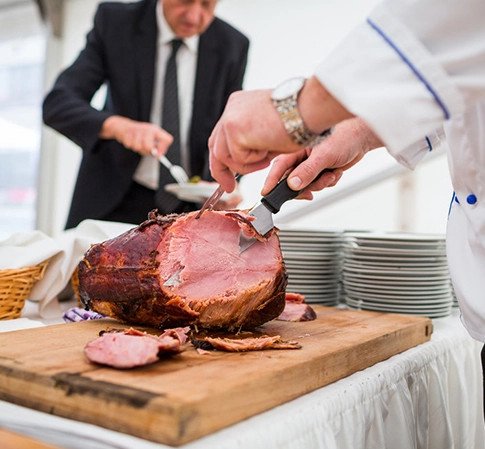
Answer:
[133,2,199,190]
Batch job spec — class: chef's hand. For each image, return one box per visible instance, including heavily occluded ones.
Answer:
[208,77,352,193]
[262,118,384,199]
[100,115,173,156]
[208,89,296,193]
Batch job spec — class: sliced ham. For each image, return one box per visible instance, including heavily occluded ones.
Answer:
[78,210,287,331]
[277,302,317,322]
[84,327,189,369]
[192,335,301,352]
[276,292,317,322]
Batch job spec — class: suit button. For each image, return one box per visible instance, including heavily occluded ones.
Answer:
[466,194,477,205]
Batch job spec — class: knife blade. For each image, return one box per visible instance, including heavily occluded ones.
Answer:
[239,169,333,253]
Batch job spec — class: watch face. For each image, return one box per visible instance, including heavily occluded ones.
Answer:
[271,77,306,101]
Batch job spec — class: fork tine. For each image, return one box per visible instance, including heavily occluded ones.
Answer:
[172,165,190,183]
[195,173,241,219]
[153,149,190,184]
[195,184,225,219]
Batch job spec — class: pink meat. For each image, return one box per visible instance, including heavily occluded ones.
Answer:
[84,327,188,369]
[198,335,301,352]
[276,293,317,322]
[78,210,287,331]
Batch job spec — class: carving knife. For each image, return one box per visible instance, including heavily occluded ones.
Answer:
[239,170,332,253]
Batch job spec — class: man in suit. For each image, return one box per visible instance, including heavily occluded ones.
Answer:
[43,0,249,229]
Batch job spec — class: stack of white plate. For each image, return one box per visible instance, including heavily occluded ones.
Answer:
[342,232,453,318]
[278,228,344,306]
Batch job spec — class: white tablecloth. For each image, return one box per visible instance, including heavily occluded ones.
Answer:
[0,306,483,449]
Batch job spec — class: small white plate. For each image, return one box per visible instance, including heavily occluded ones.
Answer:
[165,182,238,203]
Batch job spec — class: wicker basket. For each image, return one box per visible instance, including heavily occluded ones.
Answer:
[71,266,82,306]
[0,260,49,320]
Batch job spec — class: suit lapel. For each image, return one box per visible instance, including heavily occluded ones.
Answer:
[191,26,221,172]
[193,27,220,126]
[134,0,158,121]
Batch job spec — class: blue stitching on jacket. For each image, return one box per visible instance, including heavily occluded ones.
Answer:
[367,19,450,120]
[448,191,456,217]
[425,136,432,151]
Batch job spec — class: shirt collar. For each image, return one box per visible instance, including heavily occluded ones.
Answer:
[156,1,199,53]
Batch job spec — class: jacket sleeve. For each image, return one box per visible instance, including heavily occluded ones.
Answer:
[313,0,485,166]
[224,35,250,98]
[42,4,113,152]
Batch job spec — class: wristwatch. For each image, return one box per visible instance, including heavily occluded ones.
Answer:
[271,77,332,147]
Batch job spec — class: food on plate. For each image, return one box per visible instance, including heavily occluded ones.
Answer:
[84,326,189,369]
[164,180,239,203]
[188,176,201,184]
[277,293,317,322]
[78,210,287,331]
[191,335,301,352]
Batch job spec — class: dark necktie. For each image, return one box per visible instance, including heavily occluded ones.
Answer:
[156,39,185,215]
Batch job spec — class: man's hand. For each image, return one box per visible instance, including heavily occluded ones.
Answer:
[208,89,296,193]
[100,115,174,156]
[262,118,384,199]
[208,77,353,193]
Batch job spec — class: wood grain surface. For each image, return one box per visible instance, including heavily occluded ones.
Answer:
[0,306,432,446]
[0,427,62,449]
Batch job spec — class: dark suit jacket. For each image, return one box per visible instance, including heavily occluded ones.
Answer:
[43,0,249,229]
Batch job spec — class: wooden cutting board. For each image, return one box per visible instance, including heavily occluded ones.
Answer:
[0,306,432,446]
[0,428,63,449]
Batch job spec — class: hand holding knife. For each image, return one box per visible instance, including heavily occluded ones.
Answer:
[238,169,332,252]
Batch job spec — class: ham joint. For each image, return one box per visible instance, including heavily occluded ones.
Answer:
[78,210,288,331]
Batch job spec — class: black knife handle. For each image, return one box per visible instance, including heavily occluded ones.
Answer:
[261,169,333,214]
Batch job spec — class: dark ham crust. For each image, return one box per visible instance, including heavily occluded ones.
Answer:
[78,210,287,331]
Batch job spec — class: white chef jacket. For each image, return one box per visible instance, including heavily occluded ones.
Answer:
[314,0,485,341]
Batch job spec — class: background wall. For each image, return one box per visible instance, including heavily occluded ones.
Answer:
[38,0,453,236]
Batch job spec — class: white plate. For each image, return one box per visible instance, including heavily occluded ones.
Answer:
[280,241,343,250]
[278,228,344,237]
[342,284,452,297]
[343,287,453,302]
[288,288,341,297]
[342,265,450,276]
[344,246,446,256]
[342,271,451,281]
[346,253,448,263]
[343,260,449,269]
[288,271,341,279]
[165,182,239,203]
[342,277,450,290]
[344,301,452,318]
[286,284,340,292]
[345,231,446,243]
[285,260,338,268]
[344,296,452,311]
[343,278,451,292]
[282,251,340,261]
